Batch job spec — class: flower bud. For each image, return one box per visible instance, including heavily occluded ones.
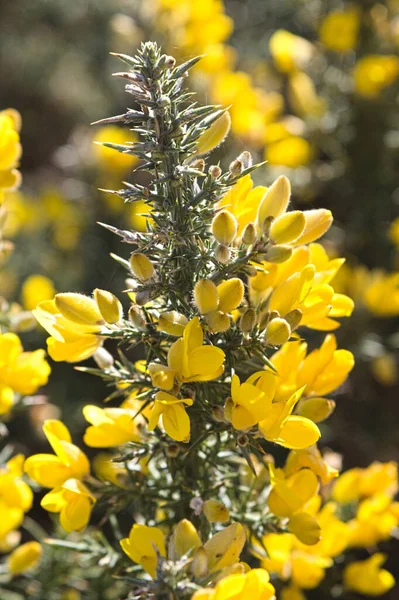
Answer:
[295,209,333,245]
[215,244,231,263]
[128,305,147,329]
[129,253,154,282]
[257,175,291,228]
[297,398,336,423]
[242,222,257,245]
[196,111,231,156]
[229,159,243,176]
[217,278,245,313]
[264,244,293,263]
[166,443,180,458]
[237,433,249,447]
[236,150,252,169]
[239,308,257,332]
[270,211,306,244]
[7,541,42,575]
[203,499,230,523]
[158,311,188,336]
[194,279,219,314]
[165,55,176,68]
[212,406,226,422]
[284,308,303,331]
[212,210,238,245]
[265,318,291,345]
[93,347,114,369]
[190,158,205,171]
[205,310,230,333]
[209,165,222,178]
[94,289,123,324]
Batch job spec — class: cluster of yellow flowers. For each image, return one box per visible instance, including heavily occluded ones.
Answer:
[0,109,50,582]
[149,2,399,170]
[2,38,398,598]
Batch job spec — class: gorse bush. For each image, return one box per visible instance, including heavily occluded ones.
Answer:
[0,41,398,600]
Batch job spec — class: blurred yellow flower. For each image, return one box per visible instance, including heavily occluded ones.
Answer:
[120,524,166,577]
[7,541,42,575]
[266,136,312,168]
[269,30,314,73]
[354,55,399,98]
[25,420,95,532]
[21,274,56,311]
[83,405,141,447]
[319,9,360,52]
[344,554,395,596]
[0,109,22,204]
[0,333,50,415]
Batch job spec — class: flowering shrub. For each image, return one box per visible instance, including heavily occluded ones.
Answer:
[0,40,396,600]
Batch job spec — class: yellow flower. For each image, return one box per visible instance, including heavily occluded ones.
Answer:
[288,72,326,118]
[202,522,246,573]
[148,391,193,442]
[333,461,397,503]
[258,388,321,450]
[120,524,166,578]
[344,554,395,596]
[21,274,56,311]
[363,270,399,317]
[347,494,399,547]
[371,353,398,386]
[319,9,360,52]
[250,243,353,331]
[266,136,312,168]
[33,295,104,362]
[24,420,90,488]
[7,541,42,575]
[271,334,354,404]
[169,519,202,560]
[93,125,138,172]
[229,371,276,431]
[41,478,96,533]
[267,466,319,518]
[0,455,33,546]
[0,333,50,415]
[192,568,275,600]
[269,30,314,73]
[203,499,230,523]
[354,55,399,98]
[0,109,22,203]
[83,405,140,447]
[92,453,129,487]
[285,446,338,486]
[149,317,225,390]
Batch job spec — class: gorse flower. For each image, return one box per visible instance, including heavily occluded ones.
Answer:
[148,317,225,392]
[0,332,50,415]
[17,39,398,600]
[24,420,95,532]
[33,290,122,362]
[0,109,22,204]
